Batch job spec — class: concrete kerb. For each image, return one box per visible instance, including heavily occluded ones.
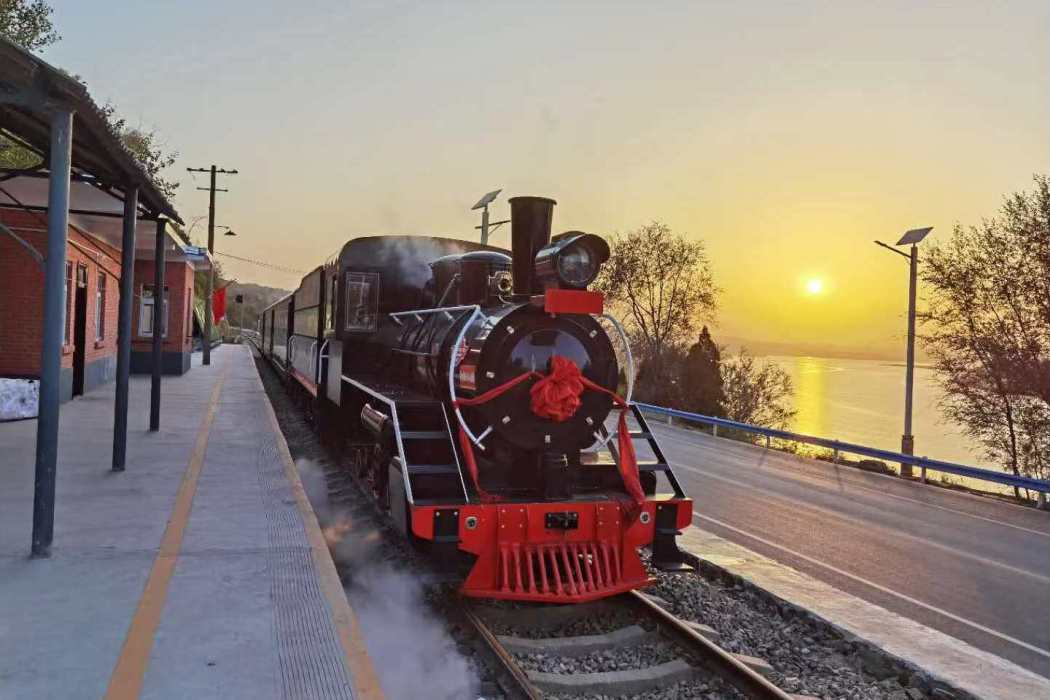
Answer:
[680,529,1050,700]
[251,348,386,700]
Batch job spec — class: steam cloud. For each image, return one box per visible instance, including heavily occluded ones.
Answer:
[297,459,482,700]
[374,236,469,288]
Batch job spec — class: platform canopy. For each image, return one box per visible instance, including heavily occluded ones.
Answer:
[0,38,181,224]
[0,174,203,266]
[0,35,188,558]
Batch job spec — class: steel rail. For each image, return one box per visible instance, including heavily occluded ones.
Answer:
[627,591,792,700]
[460,601,542,700]
[463,592,793,700]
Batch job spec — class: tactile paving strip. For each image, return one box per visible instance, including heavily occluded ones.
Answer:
[256,430,356,700]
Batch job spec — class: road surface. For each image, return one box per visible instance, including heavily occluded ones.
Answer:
[648,420,1050,678]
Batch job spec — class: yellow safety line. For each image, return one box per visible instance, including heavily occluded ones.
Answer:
[103,360,229,700]
[255,351,386,700]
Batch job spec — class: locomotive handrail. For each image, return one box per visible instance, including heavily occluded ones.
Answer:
[598,313,635,405]
[341,374,418,505]
[317,338,329,384]
[390,304,482,326]
[447,305,487,448]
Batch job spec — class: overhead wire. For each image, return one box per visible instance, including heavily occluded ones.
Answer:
[214,250,306,274]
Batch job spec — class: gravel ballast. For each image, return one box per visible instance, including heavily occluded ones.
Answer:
[646,561,970,700]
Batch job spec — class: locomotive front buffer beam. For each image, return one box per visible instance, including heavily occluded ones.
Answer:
[409,497,693,603]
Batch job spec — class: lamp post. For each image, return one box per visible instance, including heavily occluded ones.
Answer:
[472,189,509,245]
[875,227,933,478]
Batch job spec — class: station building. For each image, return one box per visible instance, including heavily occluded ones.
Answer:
[0,185,207,404]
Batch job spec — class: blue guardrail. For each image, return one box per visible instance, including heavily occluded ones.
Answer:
[635,402,1050,496]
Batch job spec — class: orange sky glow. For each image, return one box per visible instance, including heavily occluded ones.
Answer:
[45,1,1049,359]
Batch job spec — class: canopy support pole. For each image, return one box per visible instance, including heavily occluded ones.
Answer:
[31,109,73,558]
[149,218,166,432]
[111,185,139,469]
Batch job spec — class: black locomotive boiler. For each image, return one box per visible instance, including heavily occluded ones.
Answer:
[260,196,694,602]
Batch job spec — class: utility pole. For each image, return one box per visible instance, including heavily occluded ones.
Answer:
[186,165,237,365]
[875,227,932,479]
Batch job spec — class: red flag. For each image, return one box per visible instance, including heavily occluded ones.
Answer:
[212,287,227,322]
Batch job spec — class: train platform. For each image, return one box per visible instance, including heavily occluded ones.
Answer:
[0,344,382,700]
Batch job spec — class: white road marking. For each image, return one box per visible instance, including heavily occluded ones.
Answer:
[692,511,1050,660]
[653,426,1050,539]
[673,460,1050,584]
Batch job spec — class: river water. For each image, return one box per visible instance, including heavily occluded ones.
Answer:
[762,355,996,475]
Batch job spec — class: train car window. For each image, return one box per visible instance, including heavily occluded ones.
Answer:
[345,272,379,332]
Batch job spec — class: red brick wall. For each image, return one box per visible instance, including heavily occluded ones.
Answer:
[0,209,121,377]
[131,258,194,355]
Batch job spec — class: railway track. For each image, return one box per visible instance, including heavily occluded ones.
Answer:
[258,347,795,700]
[316,449,796,699]
[463,590,797,700]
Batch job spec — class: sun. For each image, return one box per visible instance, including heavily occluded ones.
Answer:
[805,278,824,295]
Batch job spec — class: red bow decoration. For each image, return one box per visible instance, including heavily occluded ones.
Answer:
[452,355,645,519]
[530,355,584,421]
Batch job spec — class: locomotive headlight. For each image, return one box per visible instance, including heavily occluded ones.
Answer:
[534,232,610,290]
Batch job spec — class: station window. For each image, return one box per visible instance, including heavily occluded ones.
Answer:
[63,262,72,345]
[344,272,379,332]
[139,285,169,338]
[95,272,106,341]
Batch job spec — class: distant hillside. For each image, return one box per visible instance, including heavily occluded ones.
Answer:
[222,281,291,330]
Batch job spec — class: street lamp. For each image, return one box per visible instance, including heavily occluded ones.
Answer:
[472,189,509,245]
[875,226,933,478]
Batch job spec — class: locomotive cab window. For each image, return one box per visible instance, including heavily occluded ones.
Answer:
[344,271,379,332]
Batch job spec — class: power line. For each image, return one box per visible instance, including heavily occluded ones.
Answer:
[214,250,306,274]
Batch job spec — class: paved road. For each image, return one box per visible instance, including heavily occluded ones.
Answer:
[647,420,1050,678]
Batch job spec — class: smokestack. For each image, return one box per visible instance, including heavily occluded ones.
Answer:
[508,196,556,295]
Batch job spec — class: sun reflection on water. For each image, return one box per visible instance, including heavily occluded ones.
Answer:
[792,357,826,438]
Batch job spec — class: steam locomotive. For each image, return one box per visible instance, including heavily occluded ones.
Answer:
[259,196,694,602]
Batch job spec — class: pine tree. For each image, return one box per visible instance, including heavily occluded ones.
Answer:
[681,326,724,416]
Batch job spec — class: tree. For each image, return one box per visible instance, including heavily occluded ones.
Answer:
[0,0,59,52]
[920,175,1050,484]
[0,4,179,198]
[0,1,58,168]
[101,104,180,199]
[596,222,717,371]
[635,346,686,407]
[680,326,724,416]
[720,350,795,430]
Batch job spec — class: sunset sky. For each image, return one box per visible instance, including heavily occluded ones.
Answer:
[43,1,1049,359]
